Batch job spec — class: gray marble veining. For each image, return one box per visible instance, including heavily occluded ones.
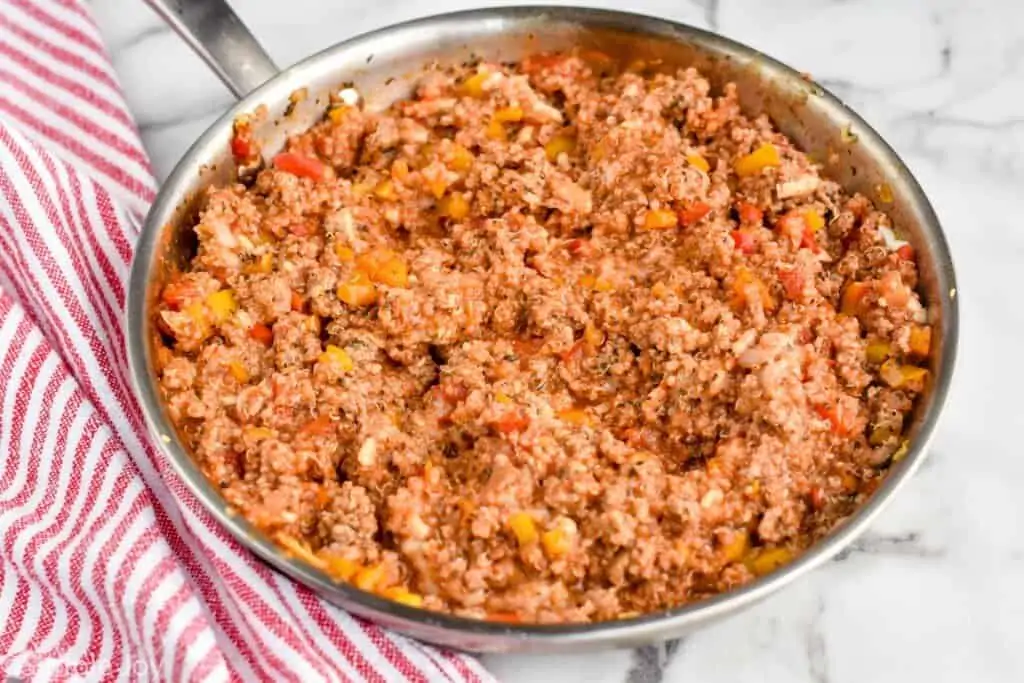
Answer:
[90,0,1024,681]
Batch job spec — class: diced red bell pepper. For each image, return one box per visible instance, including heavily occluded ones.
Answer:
[731,230,757,254]
[161,279,197,310]
[566,238,594,258]
[273,152,327,181]
[249,323,274,346]
[778,268,805,301]
[736,201,764,225]
[896,244,914,261]
[678,200,711,227]
[799,226,821,253]
[494,411,530,434]
[290,291,306,312]
[231,135,253,161]
[300,414,334,436]
[814,403,854,436]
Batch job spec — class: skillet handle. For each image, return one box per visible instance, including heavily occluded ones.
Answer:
[144,0,279,99]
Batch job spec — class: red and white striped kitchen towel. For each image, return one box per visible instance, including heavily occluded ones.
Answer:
[0,1,495,681]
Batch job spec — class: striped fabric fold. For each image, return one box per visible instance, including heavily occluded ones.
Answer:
[0,2,494,681]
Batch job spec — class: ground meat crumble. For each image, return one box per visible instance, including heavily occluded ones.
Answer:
[155,52,932,623]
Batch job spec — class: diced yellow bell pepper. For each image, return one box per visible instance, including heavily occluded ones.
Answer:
[868,424,893,446]
[495,392,513,404]
[748,547,792,576]
[686,153,710,173]
[391,158,410,182]
[244,426,275,441]
[541,528,570,558]
[205,290,237,323]
[865,341,891,365]
[880,360,928,389]
[328,105,351,124]
[508,512,538,545]
[244,252,273,274]
[321,553,359,581]
[449,144,474,172]
[373,178,396,200]
[583,321,605,350]
[734,143,781,177]
[427,176,448,200]
[460,71,489,98]
[651,281,670,299]
[722,530,749,563]
[354,563,386,591]
[892,440,910,462]
[385,587,424,608]
[804,210,825,232]
[276,534,326,569]
[334,243,355,262]
[485,119,507,141]
[643,209,679,230]
[557,408,591,426]
[545,135,576,162]
[493,106,524,123]
[319,344,354,372]
[227,361,249,383]
[439,192,470,220]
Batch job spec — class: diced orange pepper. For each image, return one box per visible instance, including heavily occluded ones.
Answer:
[896,244,914,261]
[840,281,870,316]
[908,325,931,358]
[337,271,378,307]
[643,209,679,230]
[290,291,305,312]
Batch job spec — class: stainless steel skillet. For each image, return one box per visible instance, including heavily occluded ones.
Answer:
[127,0,959,653]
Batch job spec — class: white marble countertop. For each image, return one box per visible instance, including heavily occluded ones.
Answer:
[90,0,1022,681]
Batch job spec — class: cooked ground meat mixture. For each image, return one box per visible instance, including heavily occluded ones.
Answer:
[155,53,932,623]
